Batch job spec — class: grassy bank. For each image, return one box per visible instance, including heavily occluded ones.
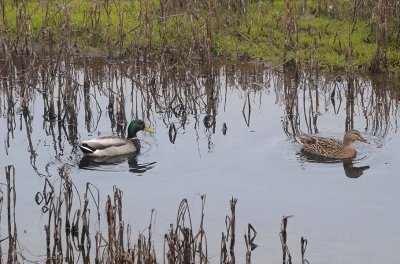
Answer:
[1,0,399,73]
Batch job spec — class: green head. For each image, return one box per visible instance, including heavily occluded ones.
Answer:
[127,119,155,138]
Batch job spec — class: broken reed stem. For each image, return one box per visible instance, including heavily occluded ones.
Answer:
[197,194,208,264]
[147,209,156,263]
[115,187,125,257]
[165,196,212,264]
[221,197,238,264]
[51,193,63,263]
[229,197,237,263]
[301,236,309,264]
[280,215,293,264]
[175,199,195,263]
[244,223,258,264]
[5,165,18,263]
[106,194,115,262]
[63,170,74,263]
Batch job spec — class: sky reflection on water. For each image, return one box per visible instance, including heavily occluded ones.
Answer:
[1,56,400,263]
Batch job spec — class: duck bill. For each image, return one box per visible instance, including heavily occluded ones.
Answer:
[360,138,370,144]
[144,125,155,133]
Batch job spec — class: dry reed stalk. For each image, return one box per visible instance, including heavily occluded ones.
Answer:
[165,199,195,263]
[280,215,293,264]
[164,196,209,263]
[5,165,18,263]
[244,223,257,264]
[301,236,309,264]
[283,0,299,64]
[370,0,388,73]
[196,194,208,264]
[220,197,237,264]
[64,175,75,263]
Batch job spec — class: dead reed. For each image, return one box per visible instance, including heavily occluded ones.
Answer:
[244,224,257,264]
[164,196,207,263]
[1,0,400,72]
[3,165,18,263]
[220,197,237,264]
[280,215,293,264]
[1,166,315,263]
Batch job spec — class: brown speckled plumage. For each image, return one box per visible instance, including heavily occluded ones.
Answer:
[295,129,369,159]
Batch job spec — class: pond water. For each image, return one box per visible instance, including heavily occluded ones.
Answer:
[1,55,399,263]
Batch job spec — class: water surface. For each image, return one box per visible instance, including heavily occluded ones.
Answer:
[1,56,399,263]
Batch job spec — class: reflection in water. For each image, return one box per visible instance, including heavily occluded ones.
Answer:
[278,63,400,176]
[0,54,399,175]
[128,157,157,174]
[280,67,400,141]
[79,154,156,174]
[1,51,400,263]
[342,161,370,178]
[299,150,370,178]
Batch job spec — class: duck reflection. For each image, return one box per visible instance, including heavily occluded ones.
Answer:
[299,150,370,178]
[79,154,156,174]
[342,160,370,178]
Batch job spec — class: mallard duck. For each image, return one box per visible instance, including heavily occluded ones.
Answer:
[79,119,155,157]
[295,129,369,159]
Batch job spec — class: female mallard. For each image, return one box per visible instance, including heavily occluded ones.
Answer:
[79,119,155,157]
[295,129,369,159]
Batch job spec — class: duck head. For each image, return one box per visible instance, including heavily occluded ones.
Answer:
[127,120,155,138]
[343,129,369,146]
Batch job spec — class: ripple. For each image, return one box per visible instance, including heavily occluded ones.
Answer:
[76,138,157,175]
[280,132,385,162]
[78,153,156,175]
[277,132,386,178]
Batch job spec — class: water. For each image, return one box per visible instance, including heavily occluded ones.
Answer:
[1,56,399,263]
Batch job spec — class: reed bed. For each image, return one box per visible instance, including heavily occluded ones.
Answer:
[1,1,400,73]
[1,166,312,263]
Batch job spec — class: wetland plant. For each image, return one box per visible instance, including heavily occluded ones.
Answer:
[0,166,314,263]
[1,0,400,72]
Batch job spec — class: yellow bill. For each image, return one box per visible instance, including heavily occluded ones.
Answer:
[144,125,156,133]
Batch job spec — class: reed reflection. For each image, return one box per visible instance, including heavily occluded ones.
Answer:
[1,52,272,162]
[280,66,400,177]
[1,52,399,176]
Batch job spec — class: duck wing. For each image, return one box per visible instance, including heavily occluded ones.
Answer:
[295,135,317,145]
[296,135,344,158]
[80,135,130,154]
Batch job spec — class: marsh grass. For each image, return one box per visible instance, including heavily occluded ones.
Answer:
[1,1,400,73]
[1,166,313,263]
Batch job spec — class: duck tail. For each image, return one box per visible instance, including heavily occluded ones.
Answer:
[79,143,96,154]
[295,135,305,145]
[295,134,315,145]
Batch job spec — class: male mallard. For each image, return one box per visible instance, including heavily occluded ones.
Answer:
[79,119,155,157]
[295,129,369,159]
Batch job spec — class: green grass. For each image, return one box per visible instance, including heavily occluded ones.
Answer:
[1,0,400,73]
